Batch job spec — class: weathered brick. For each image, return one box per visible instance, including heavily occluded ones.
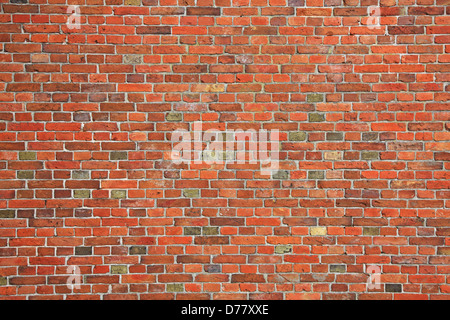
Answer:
[307,94,324,102]
[130,246,146,255]
[111,152,128,160]
[362,132,378,141]
[185,227,201,236]
[309,114,325,122]
[308,171,325,180]
[0,210,15,218]
[136,26,171,34]
[75,247,92,256]
[203,227,219,236]
[361,152,379,160]
[72,171,89,179]
[0,277,7,286]
[205,265,221,273]
[111,266,128,274]
[111,190,127,199]
[385,284,402,293]
[310,227,327,236]
[273,170,289,180]
[183,189,199,198]
[73,113,91,122]
[74,190,90,198]
[166,283,184,292]
[275,245,292,254]
[289,132,307,141]
[324,152,342,160]
[17,171,34,179]
[326,133,343,141]
[186,7,220,16]
[19,152,36,160]
[125,0,141,5]
[166,113,183,122]
[330,265,346,273]
[124,55,143,64]
[363,227,380,236]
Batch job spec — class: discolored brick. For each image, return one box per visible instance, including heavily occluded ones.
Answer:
[308,171,325,179]
[326,132,343,141]
[166,113,183,122]
[275,245,292,254]
[0,210,15,218]
[183,189,199,198]
[111,266,128,274]
[330,265,346,273]
[185,227,201,235]
[363,227,380,236]
[125,0,141,5]
[75,247,92,256]
[309,114,325,122]
[124,55,143,64]
[362,152,379,160]
[111,190,127,199]
[289,132,307,141]
[166,283,184,292]
[273,170,289,180]
[202,227,219,236]
[17,171,34,179]
[311,227,327,236]
[0,277,7,286]
[19,152,36,160]
[72,171,89,179]
[130,246,146,255]
[74,190,90,198]
[307,94,324,102]
[111,152,128,160]
[385,284,402,292]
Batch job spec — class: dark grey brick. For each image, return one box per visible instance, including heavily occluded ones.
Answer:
[385,284,402,293]
[73,113,91,122]
[75,247,92,256]
[326,132,344,141]
[205,265,221,273]
[330,265,346,273]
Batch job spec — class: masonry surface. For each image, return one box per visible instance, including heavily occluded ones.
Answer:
[0,0,449,300]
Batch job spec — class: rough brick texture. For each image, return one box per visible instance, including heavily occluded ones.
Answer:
[0,0,449,300]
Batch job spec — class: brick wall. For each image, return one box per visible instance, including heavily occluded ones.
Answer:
[0,0,449,300]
